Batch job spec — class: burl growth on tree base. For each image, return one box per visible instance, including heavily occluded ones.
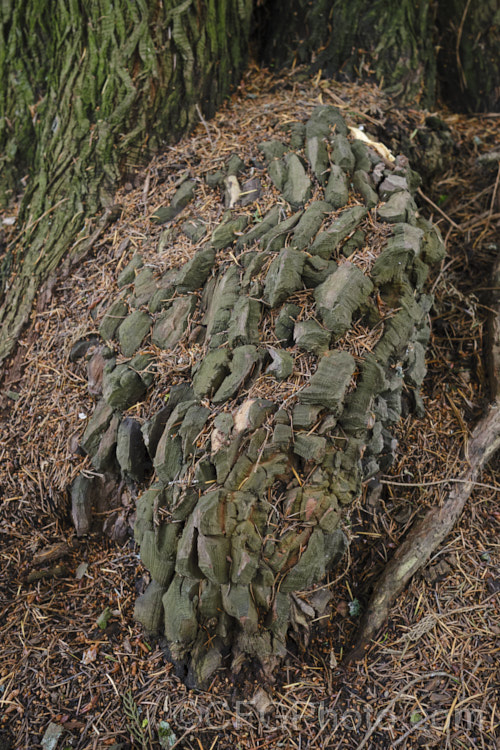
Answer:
[71,105,445,687]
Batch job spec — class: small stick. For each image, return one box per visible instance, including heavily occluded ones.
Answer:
[196,103,214,147]
[417,187,461,231]
[488,160,500,217]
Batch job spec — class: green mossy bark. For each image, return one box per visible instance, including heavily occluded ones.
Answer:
[0,0,252,364]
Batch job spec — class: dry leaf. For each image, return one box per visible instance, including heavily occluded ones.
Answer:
[349,126,395,162]
[82,643,98,665]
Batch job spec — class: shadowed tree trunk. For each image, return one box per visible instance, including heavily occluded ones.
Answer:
[256,0,437,106]
[436,0,500,113]
[255,0,499,112]
[0,0,252,364]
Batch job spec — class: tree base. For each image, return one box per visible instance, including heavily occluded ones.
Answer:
[70,104,445,686]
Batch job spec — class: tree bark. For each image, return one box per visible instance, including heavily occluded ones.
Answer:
[436,0,500,113]
[255,0,499,112]
[0,0,252,365]
[256,0,438,107]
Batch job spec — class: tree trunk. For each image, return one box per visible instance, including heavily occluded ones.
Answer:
[436,0,500,112]
[256,0,438,107]
[255,0,499,112]
[0,0,252,365]
[71,104,446,687]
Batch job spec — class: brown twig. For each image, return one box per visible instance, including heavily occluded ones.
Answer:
[416,187,461,230]
[456,0,472,91]
[488,160,500,217]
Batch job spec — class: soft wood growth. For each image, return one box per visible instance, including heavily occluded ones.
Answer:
[71,105,445,686]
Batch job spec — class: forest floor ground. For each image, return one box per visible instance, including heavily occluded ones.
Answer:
[0,67,498,750]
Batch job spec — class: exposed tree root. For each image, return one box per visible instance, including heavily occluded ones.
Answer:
[346,258,500,664]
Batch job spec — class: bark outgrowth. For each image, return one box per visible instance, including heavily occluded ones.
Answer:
[71,104,445,686]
